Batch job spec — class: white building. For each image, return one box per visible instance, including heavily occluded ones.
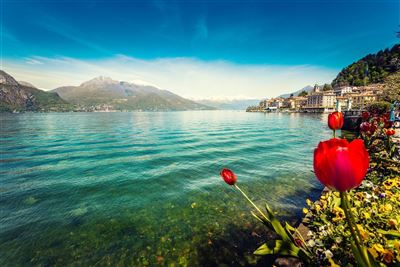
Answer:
[333,86,353,96]
[306,92,336,108]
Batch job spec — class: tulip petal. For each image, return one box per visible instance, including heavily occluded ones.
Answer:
[220,168,237,185]
[313,138,369,192]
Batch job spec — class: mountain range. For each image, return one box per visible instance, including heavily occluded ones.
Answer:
[0,71,213,112]
[51,76,212,111]
[278,85,314,98]
[195,98,261,110]
[3,44,398,112]
[0,70,69,112]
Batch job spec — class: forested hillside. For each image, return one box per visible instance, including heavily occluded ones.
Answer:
[332,44,400,87]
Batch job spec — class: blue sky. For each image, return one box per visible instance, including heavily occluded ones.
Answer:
[1,0,399,98]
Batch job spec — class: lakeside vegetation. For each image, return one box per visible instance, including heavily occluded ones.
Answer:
[221,110,399,266]
[332,44,400,87]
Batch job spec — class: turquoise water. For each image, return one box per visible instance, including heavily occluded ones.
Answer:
[0,111,330,266]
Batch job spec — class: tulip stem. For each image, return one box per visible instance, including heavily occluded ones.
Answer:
[340,191,371,267]
[333,129,336,138]
[234,184,269,222]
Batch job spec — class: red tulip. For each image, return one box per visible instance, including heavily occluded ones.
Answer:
[385,129,396,136]
[328,112,344,130]
[313,138,369,192]
[361,111,369,121]
[220,168,237,185]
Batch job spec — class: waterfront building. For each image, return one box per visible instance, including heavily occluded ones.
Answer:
[269,98,285,109]
[284,96,307,109]
[333,86,353,96]
[302,85,336,112]
[259,99,269,109]
[306,92,336,108]
[351,93,377,108]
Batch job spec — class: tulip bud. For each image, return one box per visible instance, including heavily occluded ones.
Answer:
[220,168,237,185]
[385,129,396,136]
[361,111,369,121]
[313,138,369,192]
[328,111,344,130]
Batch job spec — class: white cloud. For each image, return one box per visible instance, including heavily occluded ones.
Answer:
[2,55,338,98]
[24,58,44,65]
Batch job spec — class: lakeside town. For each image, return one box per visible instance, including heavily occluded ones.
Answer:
[246,83,385,113]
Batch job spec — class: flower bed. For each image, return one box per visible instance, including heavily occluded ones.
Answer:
[303,112,400,266]
[303,173,400,266]
[219,111,399,266]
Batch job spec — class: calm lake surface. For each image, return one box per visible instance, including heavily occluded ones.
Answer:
[0,111,331,266]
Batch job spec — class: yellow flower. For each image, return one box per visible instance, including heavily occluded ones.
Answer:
[394,240,400,251]
[383,179,395,190]
[315,204,321,212]
[332,207,345,222]
[388,219,398,228]
[368,244,386,260]
[320,199,328,209]
[302,208,309,214]
[306,199,312,206]
[328,258,340,267]
[373,244,385,254]
[379,204,393,213]
[395,241,400,262]
[357,225,369,240]
[355,192,365,201]
[368,247,379,259]
[362,212,371,220]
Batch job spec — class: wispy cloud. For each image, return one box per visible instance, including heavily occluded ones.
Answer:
[2,55,338,98]
[24,57,43,65]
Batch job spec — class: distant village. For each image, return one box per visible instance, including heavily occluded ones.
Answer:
[246,83,385,113]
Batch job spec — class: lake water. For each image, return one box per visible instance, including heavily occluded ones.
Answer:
[0,111,331,266]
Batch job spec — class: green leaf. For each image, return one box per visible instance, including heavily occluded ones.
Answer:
[251,211,263,223]
[284,222,296,233]
[377,229,400,238]
[350,240,367,267]
[329,194,341,208]
[254,240,300,257]
[265,204,291,242]
[251,211,273,229]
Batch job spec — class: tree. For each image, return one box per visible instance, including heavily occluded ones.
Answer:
[322,84,333,91]
[381,72,400,103]
[298,90,308,97]
[331,44,400,87]
[367,101,391,114]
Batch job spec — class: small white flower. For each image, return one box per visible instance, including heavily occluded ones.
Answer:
[365,192,372,199]
[360,180,374,188]
[335,236,343,243]
[307,239,316,247]
[307,231,314,237]
[324,250,334,259]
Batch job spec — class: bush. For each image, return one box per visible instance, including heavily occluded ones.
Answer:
[367,101,391,115]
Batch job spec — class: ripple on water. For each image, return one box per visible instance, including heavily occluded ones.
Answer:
[0,111,329,266]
